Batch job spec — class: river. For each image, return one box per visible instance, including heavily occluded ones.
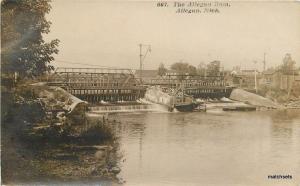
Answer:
[109,109,300,185]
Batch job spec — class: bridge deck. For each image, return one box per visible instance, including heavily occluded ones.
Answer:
[48,68,233,102]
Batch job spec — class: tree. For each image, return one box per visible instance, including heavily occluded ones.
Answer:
[280,53,296,75]
[1,0,59,78]
[157,63,167,76]
[207,60,220,76]
[170,62,197,75]
[197,62,206,76]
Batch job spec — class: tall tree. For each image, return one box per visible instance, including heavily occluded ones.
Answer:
[280,53,296,75]
[157,63,167,76]
[170,62,197,75]
[207,60,220,76]
[1,0,59,78]
[197,62,206,76]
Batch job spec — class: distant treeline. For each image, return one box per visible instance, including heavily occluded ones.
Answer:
[158,60,222,76]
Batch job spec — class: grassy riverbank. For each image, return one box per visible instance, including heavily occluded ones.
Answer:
[1,84,122,184]
[257,85,300,104]
[2,112,121,184]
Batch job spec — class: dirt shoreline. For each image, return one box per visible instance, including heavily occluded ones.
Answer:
[1,115,122,185]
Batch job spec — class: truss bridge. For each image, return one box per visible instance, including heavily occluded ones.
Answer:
[47,68,234,103]
[146,74,234,99]
[47,67,146,102]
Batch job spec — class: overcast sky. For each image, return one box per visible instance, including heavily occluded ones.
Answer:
[45,1,300,71]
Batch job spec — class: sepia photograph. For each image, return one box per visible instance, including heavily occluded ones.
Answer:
[1,0,300,185]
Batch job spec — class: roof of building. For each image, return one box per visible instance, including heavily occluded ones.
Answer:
[295,75,300,81]
[135,70,158,78]
[166,70,177,73]
[263,69,276,75]
[242,69,256,72]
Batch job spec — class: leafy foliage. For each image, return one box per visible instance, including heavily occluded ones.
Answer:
[170,62,197,75]
[197,62,206,76]
[1,0,59,78]
[157,63,167,76]
[206,60,220,76]
[279,53,297,75]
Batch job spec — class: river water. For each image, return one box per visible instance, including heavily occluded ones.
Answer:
[109,109,300,186]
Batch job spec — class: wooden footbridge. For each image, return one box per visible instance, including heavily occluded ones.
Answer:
[47,68,234,103]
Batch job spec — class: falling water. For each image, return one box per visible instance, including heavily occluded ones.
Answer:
[88,103,169,114]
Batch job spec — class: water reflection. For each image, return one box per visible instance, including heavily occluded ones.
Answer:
[114,110,300,185]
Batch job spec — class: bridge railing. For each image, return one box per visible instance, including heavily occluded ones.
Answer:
[54,67,134,75]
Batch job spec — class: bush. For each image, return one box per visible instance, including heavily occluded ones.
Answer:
[80,122,115,144]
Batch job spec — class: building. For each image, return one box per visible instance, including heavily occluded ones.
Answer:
[261,69,300,91]
[290,76,300,98]
[165,70,178,76]
[261,69,280,87]
[231,69,262,91]
[134,70,159,83]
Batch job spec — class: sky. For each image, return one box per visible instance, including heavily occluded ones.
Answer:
[45,1,300,71]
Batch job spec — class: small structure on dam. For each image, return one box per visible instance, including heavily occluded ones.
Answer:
[145,86,201,112]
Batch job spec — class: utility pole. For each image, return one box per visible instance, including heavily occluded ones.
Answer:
[254,69,257,93]
[138,43,151,80]
[288,63,296,98]
[263,53,266,72]
[221,65,224,76]
[139,44,142,78]
[253,61,258,93]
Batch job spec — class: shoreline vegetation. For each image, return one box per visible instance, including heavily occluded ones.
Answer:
[257,86,300,108]
[1,82,123,185]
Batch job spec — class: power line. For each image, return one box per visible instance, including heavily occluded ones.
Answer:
[54,59,120,68]
[53,59,141,71]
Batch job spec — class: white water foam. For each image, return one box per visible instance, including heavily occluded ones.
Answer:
[87,102,169,114]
